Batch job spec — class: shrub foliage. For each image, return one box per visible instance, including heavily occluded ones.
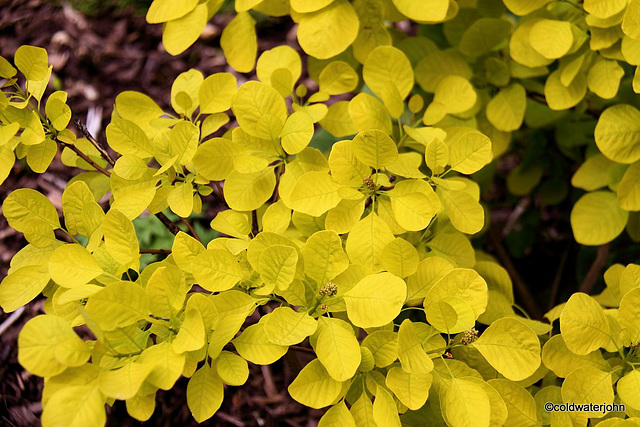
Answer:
[1,0,640,425]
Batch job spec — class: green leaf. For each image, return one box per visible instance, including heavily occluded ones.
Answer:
[343,272,407,328]
[571,191,628,245]
[263,306,317,345]
[288,359,344,409]
[473,318,541,381]
[187,362,224,422]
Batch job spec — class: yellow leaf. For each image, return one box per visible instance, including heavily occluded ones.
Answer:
[85,281,149,330]
[438,187,484,234]
[264,306,317,345]
[571,191,628,245]
[216,351,249,386]
[192,249,243,292]
[99,359,152,400]
[288,358,344,408]
[459,18,513,58]
[541,335,611,378]
[397,319,434,374]
[448,129,492,175]
[302,230,349,285]
[187,362,224,422]
[49,244,103,288]
[352,129,398,169]
[220,12,257,73]
[343,272,406,328]
[162,3,208,55]
[430,75,477,115]
[320,101,358,137]
[363,46,413,117]
[561,367,614,418]
[487,379,541,426]
[424,268,487,319]
[147,265,186,318]
[232,81,287,138]
[585,0,627,19]
[530,20,573,59]
[544,70,587,111]
[297,0,359,59]
[138,341,186,390]
[595,104,640,164]
[314,317,361,381]
[473,318,541,381]
[381,238,419,278]
[623,0,640,41]
[587,58,625,99]
[199,73,237,114]
[258,244,298,290]
[288,171,343,216]
[560,292,611,355]
[14,45,49,80]
[372,385,401,427]
[232,322,288,364]
[617,370,640,410]
[619,162,640,210]
[42,384,105,427]
[319,61,358,95]
[486,83,526,132]
[18,315,88,377]
[0,265,50,312]
[318,401,356,427]
[348,93,393,135]
[443,377,490,427]
[345,213,395,272]
[223,169,276,211]
[385,367,432,410]
[392,0,449,22]
[146,0,198,23]
[509,19,554,68]
[103,209,140,266]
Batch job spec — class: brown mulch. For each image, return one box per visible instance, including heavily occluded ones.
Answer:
[0,1,321,425]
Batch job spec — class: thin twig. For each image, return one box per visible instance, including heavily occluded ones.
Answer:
[548,244,570,311]
[180,217,202,243]
[73,119,115,166]
[488,228,543,320]
[0,306,25,337]
[140,249,172,255]
[290,345,314,354]
[155,212,181,235]
[579,243,610,294]
[251,210,259,237]
[57,139,111,177]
